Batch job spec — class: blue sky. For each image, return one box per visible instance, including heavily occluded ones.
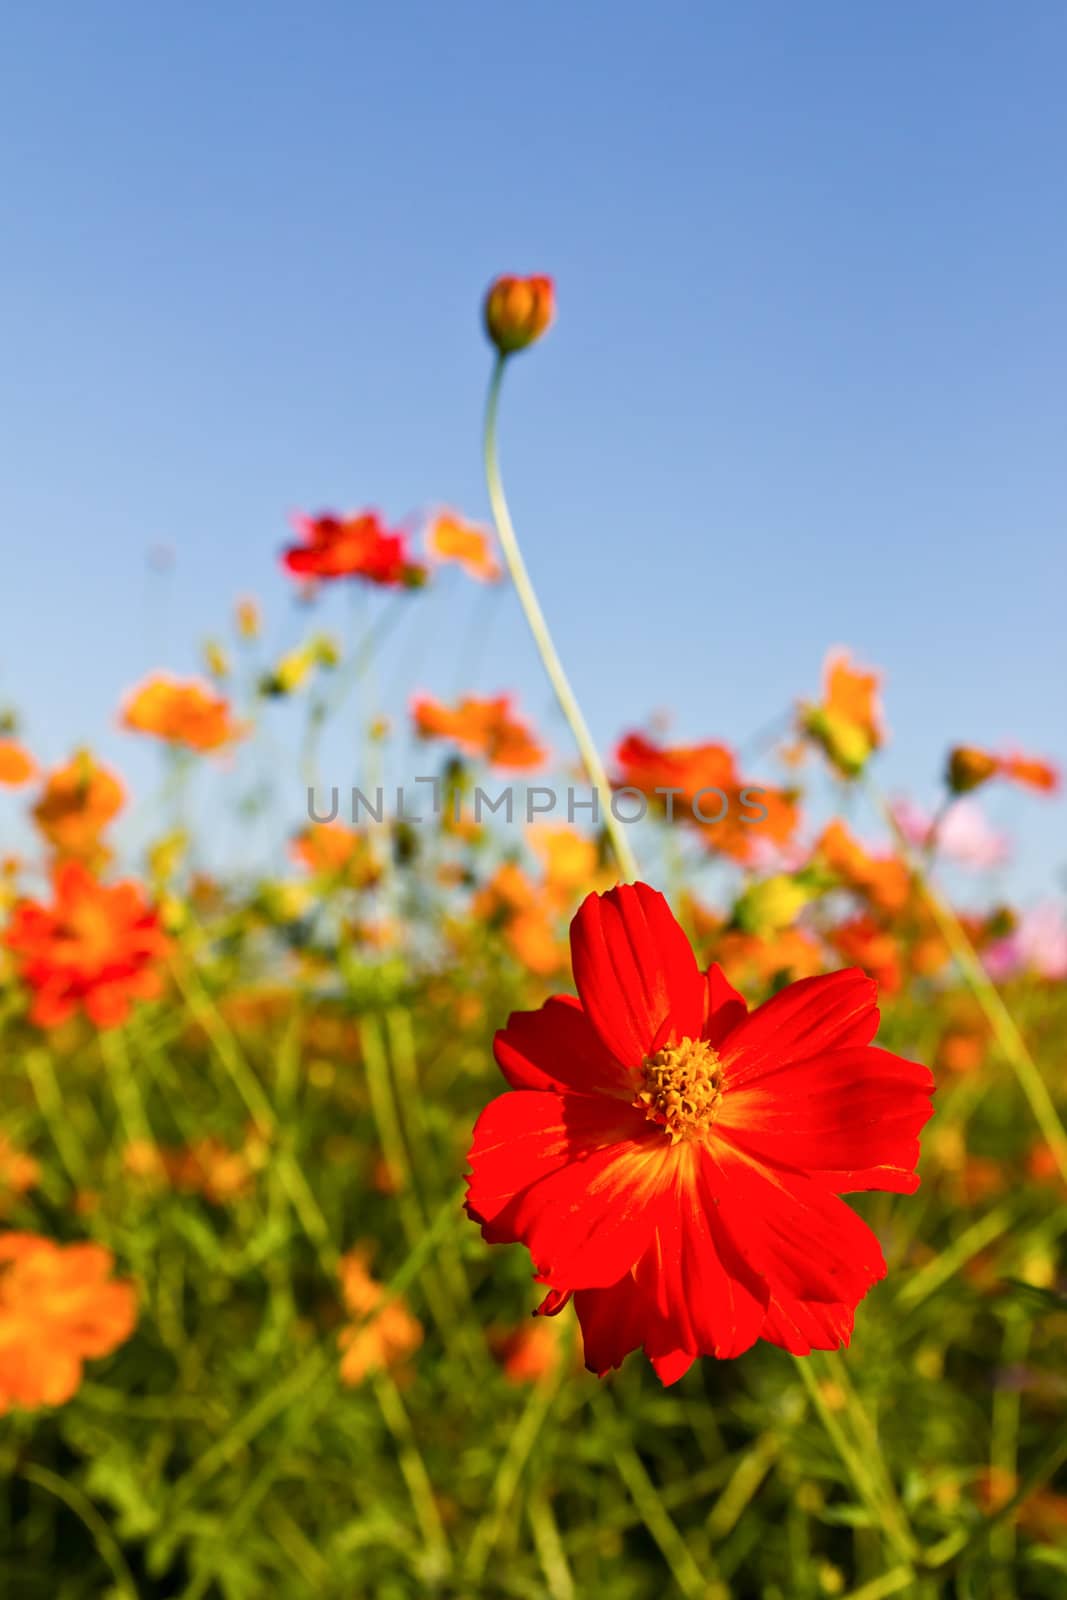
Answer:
[1,1,1064,899]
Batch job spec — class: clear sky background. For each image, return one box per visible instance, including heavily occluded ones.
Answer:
[1,1,1064,900]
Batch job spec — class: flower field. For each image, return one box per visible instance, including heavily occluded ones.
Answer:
[1,277,1066,1600]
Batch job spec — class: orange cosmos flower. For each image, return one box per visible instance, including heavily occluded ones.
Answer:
[935,1024,988,1076]
[1027,1141,1066,1190]
[337,1248,423,1386]
[412,693,546,771]
[0,1138,39,1216]
[0,1233,137,1413]
[613,732,799,863]
[290,822,382,889]
[427,512,503,583]
[32,752,125,863]
[168,1137,257,1205]
[817,821,911,916]
[467,883,933,1383]
[0,741,36,787]
[282,511,426,588]
[528,825,617,914]
[977,1468,1067,1543]
[484,275,555,356]
[716,926,827,988]
[122,675,247,753]
[826,915,903,995]
[800,649,885,778]
[506,908,567,976]
[123,1133,263,1204]
[489,1319,563,1384]
[473,863,566,976]
[528,824,597,886]
[4,861,171,1029]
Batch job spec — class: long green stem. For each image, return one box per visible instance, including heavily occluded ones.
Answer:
[483,354,639,882]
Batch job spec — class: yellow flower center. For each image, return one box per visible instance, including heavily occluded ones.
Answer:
[634,1037,723,1143]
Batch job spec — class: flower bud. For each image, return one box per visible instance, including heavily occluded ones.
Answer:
[235,597,261,640]
[732,874,814,937]
[483,275,554,356]
[800,706,874,780]
[203,640,230,680]
[946,745,998,795]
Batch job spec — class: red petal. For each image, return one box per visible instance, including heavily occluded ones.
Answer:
[760,1295,855,1355]
[84,983,133,1029]
[282,547,316,575]
[573,1271,696,1383]
[648,1348,696,1386]
[494,994,635,1098]
[703,1143,886,1312]
[465,1090,586,1231]
[703,963,748,1048]
[716,1046,934,1194]
[534,1287,572,1317]
[570,883,705,1068]
[574,1276,651,1375]
[465,1089,666,1287]
[721,969,879,1090]
[632,1145,769,1359]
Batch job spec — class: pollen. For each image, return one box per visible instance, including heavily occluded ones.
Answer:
[635,1037,723,1143]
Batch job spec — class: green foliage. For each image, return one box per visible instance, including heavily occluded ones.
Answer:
[2,892,1066,1599]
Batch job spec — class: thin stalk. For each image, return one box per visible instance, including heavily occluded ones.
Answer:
[823,1351,916,1559]
[15,1463,138,1600]
[26,1047,90,1190]
[99,1027,152,1147]
[527,1489,576,1600]
[463,1344,571,1583]
[357,1012,472,1367]
[922,1414,1067,1571]
[794,1356,917,1569]
[483,354,638,882]
[895,1202,1017,1316]
[372,1370,451,1576]
[591,1387,716,1600]
[170,954,336,1265]
[989,1315,1031,1596]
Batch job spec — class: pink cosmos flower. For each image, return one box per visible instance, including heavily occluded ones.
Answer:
[891,799,1010,871]
[985,903,1067,982]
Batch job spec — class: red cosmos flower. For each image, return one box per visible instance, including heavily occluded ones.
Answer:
[4,862,171,1029]
[466,883,933,1384]
[282,512,426,588]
